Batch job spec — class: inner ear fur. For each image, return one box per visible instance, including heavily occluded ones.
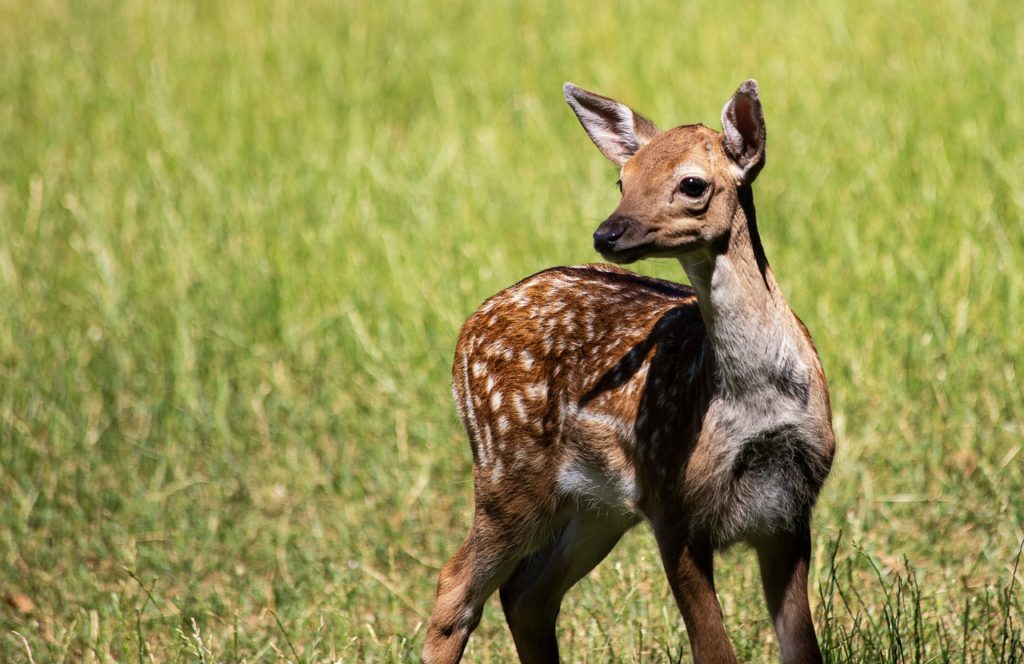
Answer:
[564,82,660,168]
[721,79,766,183]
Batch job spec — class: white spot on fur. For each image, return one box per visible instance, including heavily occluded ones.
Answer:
[491,391,503,411]
[460,356,485,466]
[575,406,634,443]
[511,290,531,308]
[512,393,529,421]
[481,424,494,460]
[526,383,548,401]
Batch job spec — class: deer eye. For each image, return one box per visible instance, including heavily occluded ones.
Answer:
[679,176,708,198]
[616,179,623,194]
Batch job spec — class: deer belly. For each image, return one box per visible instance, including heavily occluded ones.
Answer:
[555,461,640,516]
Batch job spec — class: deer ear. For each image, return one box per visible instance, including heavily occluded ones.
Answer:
[563,83,660,168]
[721,79,766,183]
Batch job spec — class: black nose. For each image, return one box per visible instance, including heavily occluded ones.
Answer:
[593,216,629,253]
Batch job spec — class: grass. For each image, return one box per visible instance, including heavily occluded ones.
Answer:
[1,0,1023,661]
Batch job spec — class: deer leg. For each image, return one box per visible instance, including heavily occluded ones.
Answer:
[754,527,822,664]
[652,528,737,664]
[421,511,533,664]
[498,510,635,664]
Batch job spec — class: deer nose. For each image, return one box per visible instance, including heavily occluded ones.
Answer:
[593,216,629,253]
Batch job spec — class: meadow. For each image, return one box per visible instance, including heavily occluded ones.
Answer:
[1,0,1023,661]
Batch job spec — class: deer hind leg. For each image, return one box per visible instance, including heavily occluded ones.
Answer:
[421,505,547,664]
[652,526,738,664]
[754,526,822,664]
[498,509,636,664]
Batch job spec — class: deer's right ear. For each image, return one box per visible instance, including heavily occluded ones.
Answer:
[563,83,660,168]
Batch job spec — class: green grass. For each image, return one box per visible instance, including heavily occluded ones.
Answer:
[1,0,1023,661]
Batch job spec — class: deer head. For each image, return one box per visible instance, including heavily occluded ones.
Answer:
[564,80,766,263]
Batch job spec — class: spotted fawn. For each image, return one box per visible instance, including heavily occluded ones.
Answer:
[422,80,835,664]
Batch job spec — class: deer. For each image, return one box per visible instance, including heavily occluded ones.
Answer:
[421,80,835,664]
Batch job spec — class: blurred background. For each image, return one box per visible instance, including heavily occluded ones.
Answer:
[1,0,1022,660]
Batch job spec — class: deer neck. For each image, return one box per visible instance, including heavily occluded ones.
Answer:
[679,187,808,400]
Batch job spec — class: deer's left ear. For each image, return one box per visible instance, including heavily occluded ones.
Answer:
[721,79,766,184]
[563,83,660,168]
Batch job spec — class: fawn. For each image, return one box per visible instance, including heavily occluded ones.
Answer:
[422,80,835,663]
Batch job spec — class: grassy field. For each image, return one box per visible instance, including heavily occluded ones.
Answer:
[2,0,1023,661]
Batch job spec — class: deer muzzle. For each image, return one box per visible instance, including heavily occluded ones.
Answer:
[593,214,647,262]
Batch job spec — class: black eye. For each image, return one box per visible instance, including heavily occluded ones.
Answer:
[616,179,623,194]
[679,176,708,197]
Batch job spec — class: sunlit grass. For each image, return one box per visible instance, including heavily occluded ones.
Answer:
[1,0,1022,660]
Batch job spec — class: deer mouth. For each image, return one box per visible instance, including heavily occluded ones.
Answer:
[597,243,650,264]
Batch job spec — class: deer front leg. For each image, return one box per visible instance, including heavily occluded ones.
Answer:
[754,527,822,664]
[653,528,737,664]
